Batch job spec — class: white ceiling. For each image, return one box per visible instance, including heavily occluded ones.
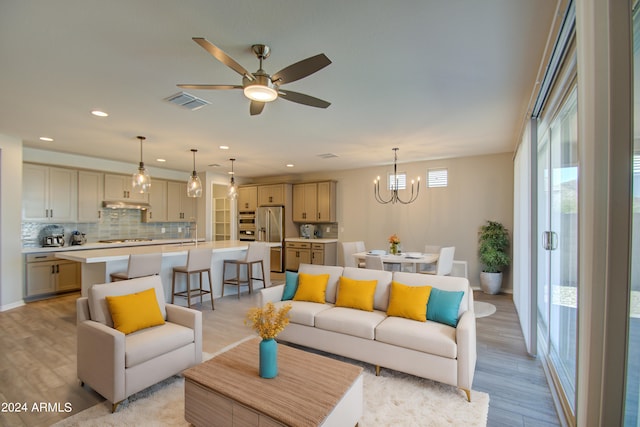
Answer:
[0,0,558,178]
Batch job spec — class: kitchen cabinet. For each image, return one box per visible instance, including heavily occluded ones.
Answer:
[25,253,80,298]
[167,181,196,221]
[285,241,311,271]
[77,170,104,222]
[258,184,286,206]
[22,164,78,222]
[292,181,336,223]
[238,186,258,212]
[311,242,337,266]
[104,173,149,203]
[144,179,168,222]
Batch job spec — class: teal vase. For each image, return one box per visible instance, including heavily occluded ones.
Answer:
[259,338,278,379]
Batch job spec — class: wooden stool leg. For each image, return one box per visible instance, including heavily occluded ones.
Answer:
[199,271,204,306]
[221,262,226,297]
[248,262,253,295]
[260,261,266,288]
[236,263,241,299]
[186,272,191,308]
[207,269,214,310]
[171,270,176,304]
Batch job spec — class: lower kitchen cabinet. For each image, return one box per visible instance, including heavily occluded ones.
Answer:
[25,254,80,298]
[285,241,337,271]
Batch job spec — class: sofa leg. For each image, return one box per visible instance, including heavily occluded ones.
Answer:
[460,388,471,402]
[111,400,123,413]
[375,365,381,376]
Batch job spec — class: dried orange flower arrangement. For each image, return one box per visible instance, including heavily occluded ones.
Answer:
[245,302,292,340]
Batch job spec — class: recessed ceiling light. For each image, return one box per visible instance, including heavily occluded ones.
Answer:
[286,164,294,168]
[156,158,166,163]
[91,110,109,117]
[39,136,54,142]
[219,145,229,150]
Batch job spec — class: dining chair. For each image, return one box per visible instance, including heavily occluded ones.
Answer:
[341,241,366,268]
[421,246,455,276]
[222,242,267,298]
[171,247,214,309]
[110,252,162,282]
[365,254,385,270]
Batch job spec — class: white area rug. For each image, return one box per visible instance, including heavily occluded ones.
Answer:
[55,337,489,427]
[474,301,497,318]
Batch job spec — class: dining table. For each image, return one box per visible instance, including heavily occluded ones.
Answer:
[352,251,439,273]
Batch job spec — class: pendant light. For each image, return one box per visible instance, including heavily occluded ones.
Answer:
[373,148,420,204]
[187,149,202,198]
[132,136,151,193]
[227,158,238,199]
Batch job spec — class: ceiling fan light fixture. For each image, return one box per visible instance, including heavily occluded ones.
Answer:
[243,83,277,102]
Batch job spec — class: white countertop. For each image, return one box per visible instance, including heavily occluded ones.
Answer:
[285,238,338,243]
[22,238,204,254]
[54,240,280,263]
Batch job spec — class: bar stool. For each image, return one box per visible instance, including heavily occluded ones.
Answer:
[110,252,162,282]
[222,242,266,298]
[171,247,214,309]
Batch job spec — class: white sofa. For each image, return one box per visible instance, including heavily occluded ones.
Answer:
[258,263,477,401]
[77,275,202,411]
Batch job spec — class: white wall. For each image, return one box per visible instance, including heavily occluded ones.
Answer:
[0,134,25,310]
[285,152,515,291]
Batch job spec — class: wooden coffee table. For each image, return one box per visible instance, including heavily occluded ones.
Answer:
[183,337,363,427]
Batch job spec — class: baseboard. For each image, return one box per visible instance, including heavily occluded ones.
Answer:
[0,299,25,312]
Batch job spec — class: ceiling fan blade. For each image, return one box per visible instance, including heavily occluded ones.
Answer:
[192,37,255,80]
[177,84,242,90]
[250,101,265,116]
[271,54,331,85]
[278,90,331,109]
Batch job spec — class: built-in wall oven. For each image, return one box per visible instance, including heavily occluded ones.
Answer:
[238,212,256,241]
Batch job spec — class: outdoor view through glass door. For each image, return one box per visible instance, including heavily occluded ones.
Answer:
[537,87,578,415]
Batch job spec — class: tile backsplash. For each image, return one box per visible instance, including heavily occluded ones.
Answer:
[22,208,192,247]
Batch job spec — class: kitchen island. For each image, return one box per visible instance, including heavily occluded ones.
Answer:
[55,240,273,303]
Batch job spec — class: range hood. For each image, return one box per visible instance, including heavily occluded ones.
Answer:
[102,200,151,210]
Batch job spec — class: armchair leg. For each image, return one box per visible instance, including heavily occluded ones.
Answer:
[459,388,471,402]
[375,365,381,376]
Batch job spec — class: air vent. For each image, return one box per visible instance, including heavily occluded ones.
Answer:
[164,92,211,111]
[317,153,338,159]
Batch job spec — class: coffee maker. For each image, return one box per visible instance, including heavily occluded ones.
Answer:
[300,224,316,239]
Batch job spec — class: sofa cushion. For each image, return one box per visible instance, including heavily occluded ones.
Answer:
[342,267,393,311]
[298,264,344,304]
[293,273,329,303]
[335,277,377,312]
[375,316,457,359]
[106,288,165,334]
[125,322,195,367]
[282,271,299,301]
[386,281,432,322]
[427,288,465,327]
[315,307,387,340]
[88,276,167,328]
[274,300,332,327]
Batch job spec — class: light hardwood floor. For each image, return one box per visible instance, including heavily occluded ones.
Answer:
[0,284,560,427]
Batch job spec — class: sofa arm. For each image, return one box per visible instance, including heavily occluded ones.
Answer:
[77,297,91,323]
[257,284,285,306]
[166,304,202,362]
[455,310,477,392]
[77,320,126,404]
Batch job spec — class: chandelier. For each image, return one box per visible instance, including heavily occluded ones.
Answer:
[373,148,420,204]
[132,136,151,194]
[186,149,202,198]
[227,158,238,199]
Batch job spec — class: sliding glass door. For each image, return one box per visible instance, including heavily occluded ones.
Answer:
[537,87,578,416]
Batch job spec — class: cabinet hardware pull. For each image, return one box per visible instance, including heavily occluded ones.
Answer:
[51,265,55,274]
[56,265,60,273]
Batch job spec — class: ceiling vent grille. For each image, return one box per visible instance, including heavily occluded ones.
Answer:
[164,92,210,111]
[317,153,338,159]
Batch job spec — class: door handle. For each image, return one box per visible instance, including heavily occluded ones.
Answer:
[542,231,558,250]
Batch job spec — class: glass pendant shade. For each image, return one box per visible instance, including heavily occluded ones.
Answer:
[132,136,151,193]
[187,149,202,198]
[227,158,238,199]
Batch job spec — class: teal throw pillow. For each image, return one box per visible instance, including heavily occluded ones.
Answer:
[427,288,464,327]
[282,271,299,301]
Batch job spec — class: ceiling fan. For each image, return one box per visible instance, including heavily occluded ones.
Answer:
[178,38,332,116]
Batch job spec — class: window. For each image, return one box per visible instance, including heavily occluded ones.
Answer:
[387,172,407,190]
[428,168,448,188]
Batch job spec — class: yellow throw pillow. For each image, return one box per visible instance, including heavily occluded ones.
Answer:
[386,281,432,322]
[293,273,330,303]
[335,276,377,311]
[106,288,165,334]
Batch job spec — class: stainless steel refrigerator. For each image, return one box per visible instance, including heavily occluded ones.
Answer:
[256,206,284,272]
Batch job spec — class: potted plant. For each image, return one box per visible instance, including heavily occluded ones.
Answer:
[478,220,510,294]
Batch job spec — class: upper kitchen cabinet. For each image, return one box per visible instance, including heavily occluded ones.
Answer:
[143,179,168,223]
[77,170,104,222]
[167,181,196,221]
[23,164,78,222]
[292,181,336,223]
[258,184,287,206]
[104,173,149,203]
[238,185,258,212]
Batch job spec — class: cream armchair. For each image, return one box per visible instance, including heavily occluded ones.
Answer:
[76,275,202,412]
